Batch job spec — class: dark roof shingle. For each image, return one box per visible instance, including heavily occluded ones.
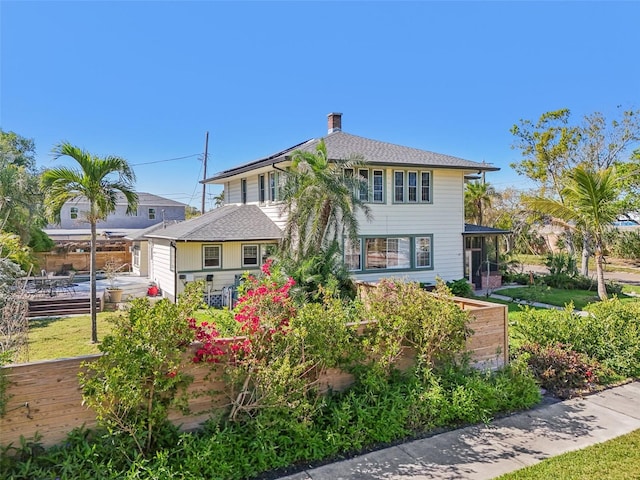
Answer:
[207,131,498,181]
[144,205,282,241]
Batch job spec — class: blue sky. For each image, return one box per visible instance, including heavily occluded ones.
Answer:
[2,1,638,209]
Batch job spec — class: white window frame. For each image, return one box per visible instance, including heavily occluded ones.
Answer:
[420,171,432,203]
[408,171,418,203]
[358,168,370,202]
[344,238,362,271]
[203,244,221,269]
[415,235,433,268]
[242,244,259,267]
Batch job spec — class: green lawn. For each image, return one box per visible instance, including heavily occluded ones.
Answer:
[492,286,639,310]
[493,286,599,310]
[496,428,640,480]
[27,312,117,361]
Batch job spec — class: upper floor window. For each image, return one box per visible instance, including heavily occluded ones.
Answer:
[393,170,432,204]
[258,175,266,204]
[268,172,278,201]
[70,207,78,219]
[241,179,247,204]
[148,208,156,220]
[358,169,369,202]
[394,171,405,202]
[372,170,384,203]
[203,245,221,268]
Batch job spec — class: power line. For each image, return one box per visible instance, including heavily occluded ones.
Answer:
[130,153,201,167]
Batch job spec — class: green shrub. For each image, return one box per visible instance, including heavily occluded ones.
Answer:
[510,299,640,379]
[361,279,471,373]
[446,278,473,297]
[79,282,203,456]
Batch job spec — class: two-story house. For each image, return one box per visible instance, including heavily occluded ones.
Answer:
[145,113,501,303]
[49,192,187,230]
[42,192,187,274]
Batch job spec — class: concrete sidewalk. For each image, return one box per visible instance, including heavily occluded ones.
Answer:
[278,382,640,480]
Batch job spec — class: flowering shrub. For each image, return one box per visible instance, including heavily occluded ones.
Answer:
[189,261,358,421]
[517,342,604,398]
[189,259,296,364]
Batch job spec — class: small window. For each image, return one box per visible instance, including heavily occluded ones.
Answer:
[415,236,432,268]
[259,175,266,204]
[345,238,361,271]
[408,171,418,202]
[70,207,78,219]
[394,171,404,202]
[359,169,369,202]
[421,171,431,202]
[268,172,277,201]
[241,179,247,204]
[242,244,259,266]
[148,208,156,220]
[203,245,221,268]
[373,170,384,203]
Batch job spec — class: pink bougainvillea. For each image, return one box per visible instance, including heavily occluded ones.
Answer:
[188,262,296,364]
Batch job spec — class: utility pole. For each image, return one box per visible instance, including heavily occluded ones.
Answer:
[201,131,209,214]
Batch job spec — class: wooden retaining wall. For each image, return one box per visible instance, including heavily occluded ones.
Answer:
[0,297,507,449]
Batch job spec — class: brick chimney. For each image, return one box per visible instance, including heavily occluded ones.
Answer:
[327,112,342,134]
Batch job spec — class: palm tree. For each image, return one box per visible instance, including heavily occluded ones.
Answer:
[279,139,372,260]
[41,143,138,343]
[464,181,498,225]
[527,165,621,300]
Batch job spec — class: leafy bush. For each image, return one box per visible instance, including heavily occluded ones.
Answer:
[79,282,203,456]
[446,278,473,297]
[517,342,603,398]
[510,299,640,379]
[2,362,541,478]
[361,279,471,373]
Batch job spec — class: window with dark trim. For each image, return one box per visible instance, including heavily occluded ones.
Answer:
[203,245,221,268]
[420,171,431,202]
[358,169,369,201]
[394,171,405,202]
[258,174,266,203]
[373,170,384,203]
[70,207,78,219]
[148,208,156,220]
[415,236,432,268]
[241,179,247,204]
[408,171,418,202]
[345,239,362,271]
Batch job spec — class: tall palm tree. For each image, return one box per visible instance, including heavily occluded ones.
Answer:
[41,143,138,343]
[279,139,372,260]
[464,181,498,225]
[527,165,621,300]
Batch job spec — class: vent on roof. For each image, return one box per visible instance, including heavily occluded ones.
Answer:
[327,112,342,134]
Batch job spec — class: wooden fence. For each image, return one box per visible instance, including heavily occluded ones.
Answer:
[0,297,507,449]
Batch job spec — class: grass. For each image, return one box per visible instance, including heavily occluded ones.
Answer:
[493,286,600,310]
[496,428,640,479]
[26,312,117,362]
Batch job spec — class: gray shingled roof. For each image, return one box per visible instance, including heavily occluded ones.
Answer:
[125,220,183,241]
[144,205,282,241]
[207,131,498,181]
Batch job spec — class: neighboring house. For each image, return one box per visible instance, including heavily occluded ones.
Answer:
[148,112,502,301]
[144,205,281,304]
[49,192,187,230]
